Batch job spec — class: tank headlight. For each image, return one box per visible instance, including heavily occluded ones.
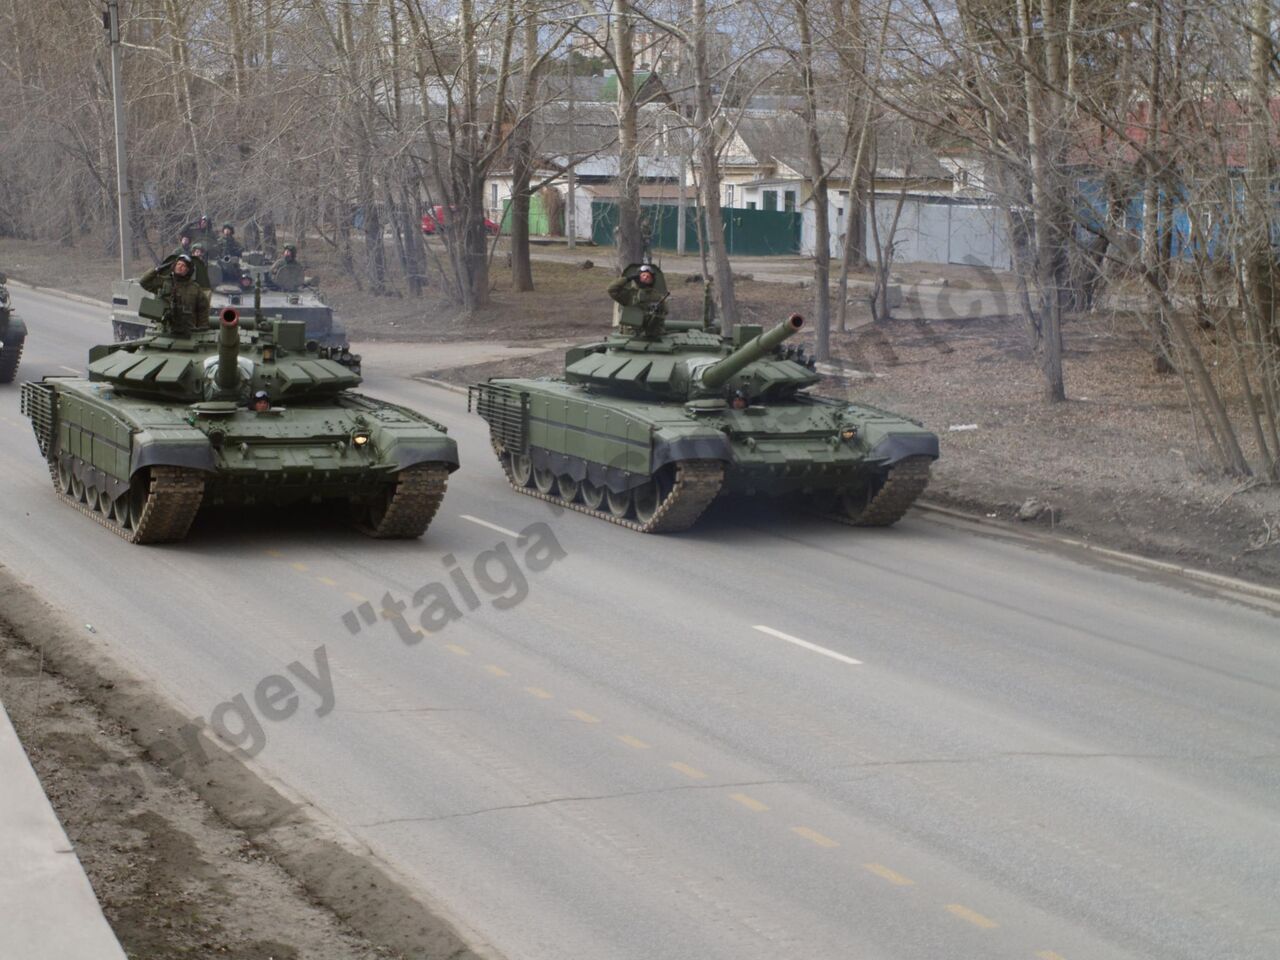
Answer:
[352,432,371,447]
[840,427,858,442]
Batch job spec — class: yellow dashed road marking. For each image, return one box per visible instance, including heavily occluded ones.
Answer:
[945,904,998,929]
[790,826,839,848]
[1037,952,1067,960]
[864,863,914,886]
[445,644,470,656]
[616,735,651,750]
[729,793,769,812]
[264,549,284,558]
[670,762,708,780]
[290,562,309,572]
[525,686,553,699]
[569,709,600,724]
[483,665,510,677]
[316,576,338,587]
[345,592,367,602]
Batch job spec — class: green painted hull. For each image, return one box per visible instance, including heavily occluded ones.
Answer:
[473,377,938,497]
[24,377,458,506]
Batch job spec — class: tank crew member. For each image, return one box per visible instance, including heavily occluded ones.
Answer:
[139,254,211,336]
[184,214,214,246]
[607,263,668,335]
[271,244,306,292]
[189,241,214,289]
[175,233,193,257]
[251,390,271,412]
[217,222,243,260]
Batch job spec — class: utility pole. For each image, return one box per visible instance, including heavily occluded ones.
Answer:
[104,0,133,278]
[567,58,577,250]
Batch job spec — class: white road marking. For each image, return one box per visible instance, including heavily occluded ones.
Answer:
[459,514,520,538]
[752,625,863,665]
[58,365,80,374]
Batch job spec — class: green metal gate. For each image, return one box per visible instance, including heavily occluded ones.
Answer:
[591,202,801,255]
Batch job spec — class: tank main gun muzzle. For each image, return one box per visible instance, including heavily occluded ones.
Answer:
[699,313,804,390]
[216,310,241,393]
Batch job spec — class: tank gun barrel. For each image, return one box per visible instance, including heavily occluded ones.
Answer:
[699,313,804,390]
[216,309,241,393]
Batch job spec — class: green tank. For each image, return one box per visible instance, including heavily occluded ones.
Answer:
[0,273,27,384]
[19,295,458,544]
[469,264,938,533]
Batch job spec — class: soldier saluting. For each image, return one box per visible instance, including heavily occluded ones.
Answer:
[271,243,306,292]
[138,254,211,336]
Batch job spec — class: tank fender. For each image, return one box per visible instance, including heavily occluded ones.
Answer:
[652,434,732,472]
[383,436,460,472]
[865,432,940,465]
[130,436,217,474]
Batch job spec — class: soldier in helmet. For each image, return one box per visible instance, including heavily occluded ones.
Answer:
[139,254,211,337]
[183,214,214,247]
[216,222,243,260]
[189,241,214,289]
[175,233,194,258]
[607,262,668,336]
[270,243,306,292]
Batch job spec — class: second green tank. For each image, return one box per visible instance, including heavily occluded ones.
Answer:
[469,263,938,533]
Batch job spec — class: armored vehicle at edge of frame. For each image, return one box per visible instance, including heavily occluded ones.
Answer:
[0,273,27,383]
[111,253,351,353]
[469,263,939,533]
[20,294,458,544]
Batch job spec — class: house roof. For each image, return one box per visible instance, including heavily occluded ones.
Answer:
[724,110,949,181]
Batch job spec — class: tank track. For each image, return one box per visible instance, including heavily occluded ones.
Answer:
[47,458,205,544]
[357,463,450,538]
[491,440,723,533]
[0,336,24,383]
[824,455,932,528]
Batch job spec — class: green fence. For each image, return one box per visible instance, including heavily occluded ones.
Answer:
[500,193,552,235]
[591,202,801,256]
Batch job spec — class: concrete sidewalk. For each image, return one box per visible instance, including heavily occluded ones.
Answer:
[0,697,126,960]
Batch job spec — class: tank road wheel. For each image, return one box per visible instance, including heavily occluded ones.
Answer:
[358,463,450,539]
[85,485,102,513]
[580,480,606,510]
[633,468,674,526]
[605,486,632,519]
[110,493,132,529]
[56,458,74,495]
[533,466,557,496]
[70,473,86,503]
[836,456,933,528]
[509,452,533,487]
[555,474,581,503]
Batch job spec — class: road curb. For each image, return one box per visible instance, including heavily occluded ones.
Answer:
[0,696,128,959]
[0,566,502,960]
[6,278,111,310]
[915,499,1280,607]
[412,375,469,396]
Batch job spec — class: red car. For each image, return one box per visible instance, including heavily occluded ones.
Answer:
[422,205,500,236]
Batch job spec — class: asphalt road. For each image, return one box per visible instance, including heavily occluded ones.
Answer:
[2,286,1278,960]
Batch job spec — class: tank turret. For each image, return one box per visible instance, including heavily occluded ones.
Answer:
[699,313,804,390]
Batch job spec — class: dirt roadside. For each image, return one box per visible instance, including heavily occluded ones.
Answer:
[0,570,490,960]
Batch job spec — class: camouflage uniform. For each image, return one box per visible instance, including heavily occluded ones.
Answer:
[139,257,211,336]
[184,218,215,247]
[271,250,306,292]
[216,225,243,260]
[607,265,668,333]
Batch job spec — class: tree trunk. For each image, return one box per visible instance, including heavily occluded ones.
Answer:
[614,0,643,267]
